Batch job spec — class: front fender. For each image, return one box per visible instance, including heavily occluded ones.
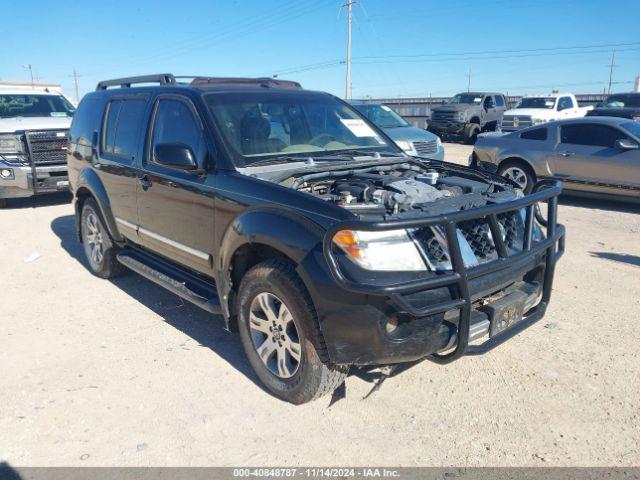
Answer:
[217,206,328,318]
[75,167,123,242]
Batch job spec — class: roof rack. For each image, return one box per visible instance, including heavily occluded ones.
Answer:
[96,74,176,90]
[189,77,302,89]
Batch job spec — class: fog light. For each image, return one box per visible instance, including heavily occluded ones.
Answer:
[0,168,13,179]
[385,316,399,334]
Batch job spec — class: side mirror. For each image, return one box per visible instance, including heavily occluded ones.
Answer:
[153,143,198,170]
[615,139,639,151]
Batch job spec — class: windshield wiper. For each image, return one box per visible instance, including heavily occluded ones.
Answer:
[248,156,314,167]
[321,149,401,158]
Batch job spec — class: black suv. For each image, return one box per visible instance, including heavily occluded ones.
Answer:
[67,74,565,404]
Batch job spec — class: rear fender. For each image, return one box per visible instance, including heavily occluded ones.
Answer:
[74,167,123,243]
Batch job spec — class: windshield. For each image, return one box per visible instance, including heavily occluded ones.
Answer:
[0,94,75,118]
[447,94,483,105]
[351,103,409,128]
[205,92,397,166]
[516,97,556,109]
[601,94,640,109]
[621,121,640,139]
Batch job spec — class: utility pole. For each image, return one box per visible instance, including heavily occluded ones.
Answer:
[342,1,356,99]
[607,49,616,94]
[22,64,34,85]
[467,69,472,92]
[72,69,80,104]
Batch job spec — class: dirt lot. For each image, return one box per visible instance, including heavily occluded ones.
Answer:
[1,143,639,467]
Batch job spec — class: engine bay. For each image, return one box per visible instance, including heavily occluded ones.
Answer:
[287,162,518,218]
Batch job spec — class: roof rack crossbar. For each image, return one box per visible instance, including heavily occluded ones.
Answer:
[96,74,176,91]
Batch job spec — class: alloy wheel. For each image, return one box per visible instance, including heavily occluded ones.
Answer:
[248,292,302,379]
[85,212,105,265]
[502,166,529,190]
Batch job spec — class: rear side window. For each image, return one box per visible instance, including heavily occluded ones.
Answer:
[558,97,574,110]
[102,99,147,160]
[70,96,102,146]
[495,95,505,107]
[520,127,547,141]
[560,124,626,148]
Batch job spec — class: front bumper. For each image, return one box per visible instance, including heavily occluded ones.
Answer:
[429,121,466,135]
[0,160,69,199]
[316,180,565,366]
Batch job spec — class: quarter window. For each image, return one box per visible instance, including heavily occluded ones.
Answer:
[520,127,547,141]
[560,124,626,148]
[151,99,203,164]
[102,99,147,160]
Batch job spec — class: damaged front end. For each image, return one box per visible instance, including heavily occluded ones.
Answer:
[277,159,564,367]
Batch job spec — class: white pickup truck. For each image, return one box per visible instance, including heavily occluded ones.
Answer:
[500,93,592,132]
[0,82,75,207]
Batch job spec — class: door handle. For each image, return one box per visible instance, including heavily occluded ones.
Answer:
[138,174,151,190]
[560,151,575,157]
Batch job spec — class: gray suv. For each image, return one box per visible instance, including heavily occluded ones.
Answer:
[429,92,507,144]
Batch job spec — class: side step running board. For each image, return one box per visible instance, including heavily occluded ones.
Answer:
[117,250,222,315]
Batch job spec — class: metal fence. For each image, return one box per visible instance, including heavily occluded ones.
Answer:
[366,94,608,129]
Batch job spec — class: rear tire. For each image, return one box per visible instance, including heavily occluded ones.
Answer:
[237,258,347,404]
[80,198,124,279]
[463,123,480,144]
[498,160,536,194]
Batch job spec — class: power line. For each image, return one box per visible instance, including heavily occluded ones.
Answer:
[264,43,640,78]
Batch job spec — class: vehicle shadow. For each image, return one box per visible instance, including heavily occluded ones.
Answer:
[49,214,267,395]
[0,462,22,480]
[589,251,640,268]
[559,195,640,214]
[2,192,71,210]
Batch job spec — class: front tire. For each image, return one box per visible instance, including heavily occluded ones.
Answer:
[80,198,124,279]
[237,259,347,404]
[463,123,480,144]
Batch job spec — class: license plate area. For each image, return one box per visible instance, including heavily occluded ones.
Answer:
[480,290,527,337]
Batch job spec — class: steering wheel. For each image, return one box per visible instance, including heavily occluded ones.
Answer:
[308,134,336,147]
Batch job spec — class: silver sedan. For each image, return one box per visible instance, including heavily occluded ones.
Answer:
[470,116,640,202]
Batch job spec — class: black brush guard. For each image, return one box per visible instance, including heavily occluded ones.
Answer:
[322,179,565,364]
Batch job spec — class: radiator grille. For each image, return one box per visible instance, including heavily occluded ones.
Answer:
[25,130,69,165]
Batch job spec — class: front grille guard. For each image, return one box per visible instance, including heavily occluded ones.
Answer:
[322,179,565,363]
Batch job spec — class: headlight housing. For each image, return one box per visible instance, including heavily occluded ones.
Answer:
[436,136,442,148]
[531,118,547,125]
[457,111,467,122]
[632,115,640,122]
[332,229,427,271]
[0,134,25,155]
[395,140,415,154]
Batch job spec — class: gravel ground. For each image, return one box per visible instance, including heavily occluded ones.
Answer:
[1,143,639,466]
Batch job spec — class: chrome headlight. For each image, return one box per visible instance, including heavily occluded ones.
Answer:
[436,136,442,148]
[395,140,415,154]
[632,115,640,122]
[457,111,467,122]
[0,134,25,154]
[332,229,427,271]
[531,118,547,125]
